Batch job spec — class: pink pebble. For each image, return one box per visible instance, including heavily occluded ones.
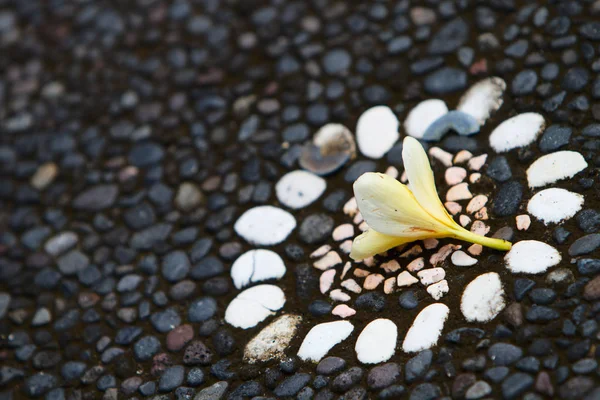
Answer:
[341,279,362,294]
[427,279,449,300]
[385,166,399,178]
[423,238,439,250]
[468,154,488,171]
[468,244,483,256]
[343,197,358,216]
[310,245,331,259]
[470,220,490,236]
[332,304,356,318]
[429,147,454,167]
[445,167,467,185]
[459,214,471,227]
[417,267,446,286]
[330,289,351,302]
[454,150,473,164]
[446,183,473,202]
[407,257,425,272]
[353,212,364,225]
[339,240,353,254]
[401,245,423,258]
[400,171,408,183]
[516,215,531,231]
[397,271,419,287]
[340,261,352,279]
[313,251,342,270]
[166,324,194,351]
[358,221,369,232]
[381,260,401,273]
[475,207,488,220]
[469,173,481,183]
[363,274,385,290]
[445,201,462,215]
[353,268,370,278]
[320,270,336,294]
[332,224,354,241]
[466,195,488,214]
[430,244,461,266]
[384,277,396,294]
[362,256,376,267]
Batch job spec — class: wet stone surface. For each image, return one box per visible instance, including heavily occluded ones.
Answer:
[1,1,600,400]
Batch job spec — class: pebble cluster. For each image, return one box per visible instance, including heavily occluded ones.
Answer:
[1,1,600,400]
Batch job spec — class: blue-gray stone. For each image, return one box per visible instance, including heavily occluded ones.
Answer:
[422,111,479,141]
[424,67,467,94]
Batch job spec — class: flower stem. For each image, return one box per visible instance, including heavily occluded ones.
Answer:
[450,228,512,251]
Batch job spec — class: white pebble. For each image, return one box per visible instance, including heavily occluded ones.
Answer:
[234,206,296,246]
[526,151,588,188]
[320,270,336,294]
[244,314,302,363]
[332,224,354,241]
[225,285,286,329]
[427,279,449,300]
[454,150,473,164]
[461,272,505,322]
[310,245,331,259]
[516,215,531,231]
[397,271,419,287]
[230,249,286,289]
[276,170,326,209]
[356,106,400,159]
[445,167,467,185]
[330,289,351,302]
[404,99,448,139]
[527,188,584,224]
[341,279,362,294]
[505,241,561,274]
[417,267,446,286]
[429,147,453,167]
[457,77,506,126]
[466,195,488,214]
[451,250,478,267]
[489,112,545,153]
[355,319,398,364]
[467,154,487,171]
[298,321,354,362]
[446,183,473,201]
[402,303,449,353]
[343,197,358,216]
[313,251,342,270]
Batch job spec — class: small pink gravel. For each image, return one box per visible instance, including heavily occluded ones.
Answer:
[454,150,473,164]
[362,256,376,267]
[470,220,490,236]
[407,257,425,272]
[429,147,454,167]
[340,261,352,279]
[363,274,385,290]
[446,183,473,201]
[475,207,489,220]
[353,212,364,225]
[310,245,331,258]
[468,244,483,256]
[423,238,439,250]
[417,267,446,286]
[166,324,194,351]
[339,240,353,254]
[384,277,396,294]
[401,245,423,258]
[468,154,487,171]
[330,289,351,302]
[381,260,401,273]
[358,221,369,232]
[466,194,488,214]
[469,173,481,183]
[353,268,370,278]
[445,201,462,215]
[430,244,461,266]
[400,171,408,183]
[427,279,449,300]
[343,197,358,216]
[341,279,362,294]
[445,167,467,185]
[516,215,531,231]
[385,166,399,179]
[313,251,342,270]
[397,271,419,287]
[332,224,354,241]
[320,269,336,294]
[459,214,471,227]
[332,304,356,318]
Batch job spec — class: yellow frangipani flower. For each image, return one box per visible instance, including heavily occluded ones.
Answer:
[350,136,512,261]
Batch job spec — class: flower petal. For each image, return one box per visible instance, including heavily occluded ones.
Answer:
[350,229,410,261]
[402,137,454,225]
[353,172,446,237]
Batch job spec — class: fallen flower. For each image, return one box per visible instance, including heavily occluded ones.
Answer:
[350,137,511,261]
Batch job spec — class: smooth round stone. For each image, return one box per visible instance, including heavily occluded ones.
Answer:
[234,206,296,246]
[457,77,506,125]
[424,67,467,94]
[276,170,326,209]
[297,321,354,362]
[244,314,302,363]
[225,284,286,329]
[355,319,398,364]
[299,123,355,176]
[489,113,545,153]
[505,241,561,274]
[451,250,478,267]
[404,99,448,139]
[230,249,286,290]
[402,303,449,353]
[461,272,506,322]
[527,188,584,224]
[356,106,400,159]
[526,151,588,188]
[422,111,479,141]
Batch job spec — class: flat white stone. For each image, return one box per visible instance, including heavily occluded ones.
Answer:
[330,289,351,302]
[298,321,354,362]
[397,271,419,287]
[526,151,588,188]
[313,251,342,270]
[505,240,561,274]
[402,303,449,353]
[276,170,326,209]
[445,167,467,185]
[404,99,448,139]
[234,206,296,246]
[355,319,398,364]
[356,106,400,159]
[417,267,446,286]
[320,269,336,294]
[427,279,449,300]
[225,284,286,329]
[489,112,545,153]
[244,314,302,363]
[230,249,286,289]
[332,224,354,241]
[527,188,584,224]
[461,272,505,322]
[457,77,506,126]
[451,250,478,267]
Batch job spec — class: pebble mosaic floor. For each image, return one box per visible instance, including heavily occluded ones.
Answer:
[1,0,600,399]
